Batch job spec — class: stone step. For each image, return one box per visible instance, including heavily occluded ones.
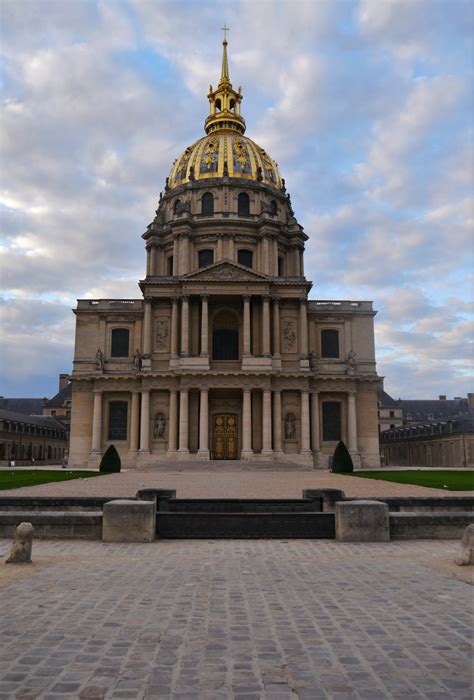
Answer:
[136,460,313,472]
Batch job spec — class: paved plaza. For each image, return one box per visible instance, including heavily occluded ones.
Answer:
[0,538,472,699]
[3,465,473,499]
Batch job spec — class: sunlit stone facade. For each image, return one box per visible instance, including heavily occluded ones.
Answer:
[69,37,382,469]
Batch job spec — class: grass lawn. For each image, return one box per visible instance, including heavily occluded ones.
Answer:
[350,470,474,491]
[0,470,104,491]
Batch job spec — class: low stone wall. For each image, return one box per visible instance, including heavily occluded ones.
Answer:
[0,511,102,539]
[390,513,473,539]
[350,496,474,513]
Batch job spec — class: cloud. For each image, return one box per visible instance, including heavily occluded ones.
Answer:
[0,0,472,401]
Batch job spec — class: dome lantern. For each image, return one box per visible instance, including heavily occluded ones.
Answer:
[205,27,246,135]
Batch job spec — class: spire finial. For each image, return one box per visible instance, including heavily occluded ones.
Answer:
[220,24,230,83]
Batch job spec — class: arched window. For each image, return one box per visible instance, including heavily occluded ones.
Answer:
[238,192,250,215]
[212,310,239,361]
[322,402,341,442]
[321,329,339,358]
[202,192,214,215]
[111,328,130,358]
[270,200,277,215]
[173,199,181,215]
[237,249,253,268]
[215,99,221,112]
[199,249,214,268]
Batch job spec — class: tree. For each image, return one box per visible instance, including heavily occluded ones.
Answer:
[331,440,354,473]
[99,445,121,473]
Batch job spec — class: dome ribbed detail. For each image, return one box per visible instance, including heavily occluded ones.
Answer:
[168,133,282,190]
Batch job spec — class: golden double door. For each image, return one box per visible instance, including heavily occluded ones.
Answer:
[212,414,238,460]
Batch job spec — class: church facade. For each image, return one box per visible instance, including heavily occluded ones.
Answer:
[69,38,382,469]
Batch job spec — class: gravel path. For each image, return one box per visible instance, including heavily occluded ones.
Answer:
[2,467,472,499]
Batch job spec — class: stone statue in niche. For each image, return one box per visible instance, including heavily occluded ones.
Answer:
[95,349,104,371]
[154,412,166,439]
[133,349,142,371]
[284,413,296,441]
[282,321,297,353]
[346,349,356,375]
[155,320,169,352]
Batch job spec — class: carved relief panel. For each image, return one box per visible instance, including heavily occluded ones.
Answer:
[281,318,298,354]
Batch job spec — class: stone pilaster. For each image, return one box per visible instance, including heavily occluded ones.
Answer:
[262,389,273,456]
[241,388,253,459]
[200,295,209,357]
[198,389,210,459]
[180,296,189,357]
[139,390,150,453]
[167,390,178,454]
[91,391,103,455]
[273,390,283,456]
[129,391,140,452]
[178,389,189,455]
[300,390,311,455]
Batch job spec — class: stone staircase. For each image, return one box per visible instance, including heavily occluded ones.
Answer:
[136,459,314,472]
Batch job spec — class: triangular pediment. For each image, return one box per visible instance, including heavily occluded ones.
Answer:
[182,259,271,282]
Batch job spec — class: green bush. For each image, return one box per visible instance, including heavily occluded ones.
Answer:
[99,445,121,473]
[331,440,354,473]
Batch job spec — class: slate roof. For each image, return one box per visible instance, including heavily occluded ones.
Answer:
[0,408,67,432]
[400,398,471,421]
[377,390,399,408]
[0,398,46,415]
[44,383,72,408]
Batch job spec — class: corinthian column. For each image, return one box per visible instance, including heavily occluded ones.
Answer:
[272,298,281,357]
[299,298,308,358]
[300,390,311,454]
[273,390,283,454]
[178,389,189,454]
[180,296,189,356]
[241,389,253,458]
[139,390,150,452]
[143,300,152,356]
[243,295,251,356]
[170,297,179,358]
[348,392,358,453]
[262,389,273,456]
[91,391,102,453]
[198,389,209,459]
[167,390,178,453]
[200,295,209,356]
[129,391,140,452]
[310,392,320,453]
[262,296,271,356]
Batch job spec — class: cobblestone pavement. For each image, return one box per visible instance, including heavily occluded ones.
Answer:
[0,539,472,699]
[3,464,473,499]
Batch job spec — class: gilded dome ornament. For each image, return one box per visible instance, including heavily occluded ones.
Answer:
[167,33,282,191]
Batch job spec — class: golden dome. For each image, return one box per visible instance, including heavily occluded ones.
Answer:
[167,31,282,191]
[168,133,282,190]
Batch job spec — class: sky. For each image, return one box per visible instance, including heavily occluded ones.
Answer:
[0,0,472,400]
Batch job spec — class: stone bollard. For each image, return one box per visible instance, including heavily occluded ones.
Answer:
[455,523,474,566]
[102,500,155,543]
[303,488,345,512]
[335,500,390,542]
[6,522,34,564]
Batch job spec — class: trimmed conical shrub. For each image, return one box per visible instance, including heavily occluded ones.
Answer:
[331,440,354,473]
[99,445,121,473]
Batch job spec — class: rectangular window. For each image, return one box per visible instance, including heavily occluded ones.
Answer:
[108,401,128,441]
[237,249,253,268]
[111,328,130,357]
[321,329,339,358]
[167,256,174,276]
[322,402,341,441]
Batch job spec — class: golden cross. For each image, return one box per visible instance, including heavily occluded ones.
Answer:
[221,24,229,41]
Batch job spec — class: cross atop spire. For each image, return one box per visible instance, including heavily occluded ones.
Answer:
[205,31,246,135]
[220,24,230,84]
